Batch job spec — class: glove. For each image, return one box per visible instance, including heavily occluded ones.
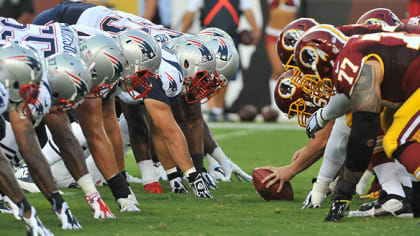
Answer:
[208,164,229,182]
[201,169,218,190]
[86,192,115,219]
[221,159,252,182]
[301,190,317,209]
[324,200,350,222]
[169,176,188,194]
[23,207,54,236]
[188,172,213,198]
[144,182,164,193]
[306,108,328,138]
[54,202,82,229]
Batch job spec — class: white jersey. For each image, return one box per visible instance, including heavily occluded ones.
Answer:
[0,83,9,115]
[0,17,79,58]
[76,6,183,44]
[75,6,186,101]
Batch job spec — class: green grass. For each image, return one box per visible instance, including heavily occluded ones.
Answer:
[0,122,419,235]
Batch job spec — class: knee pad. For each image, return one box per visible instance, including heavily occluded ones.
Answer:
[346,111,380,172]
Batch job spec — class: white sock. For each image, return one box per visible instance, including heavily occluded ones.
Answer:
[311,179,329,205]
[206,155,220,169]
[356,170,373,195]
[317,158,343,183]
[211,146,229,164]
[395,160,413,188]
[211,108,223,115]
[138,160,158,185]
[165,167,178,175]
[184,167,196,179]
[77,174,97,196]
[374,162,405,197]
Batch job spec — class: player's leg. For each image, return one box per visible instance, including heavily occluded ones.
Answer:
[75,97,138,212]
[144,97,212,198]
[310,115,350,208]
[121,102,163,193]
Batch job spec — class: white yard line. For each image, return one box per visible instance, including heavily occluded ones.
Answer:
[208,122,302,130]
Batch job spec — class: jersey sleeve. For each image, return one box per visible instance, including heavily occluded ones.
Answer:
[159,49,184,98]
[0,83,9,115]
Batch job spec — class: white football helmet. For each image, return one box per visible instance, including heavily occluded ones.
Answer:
[196,33,239,86]
[199,27,235,47]
[0,43,43,115]
[164,36,216,103]
[78,34,126,97]
[116,29,162,100]
[46,53,92,113]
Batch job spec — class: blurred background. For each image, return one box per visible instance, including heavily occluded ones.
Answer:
[10,0,412,115]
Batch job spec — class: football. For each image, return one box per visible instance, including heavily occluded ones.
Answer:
[238,30,254,45]
[238,104,258,121]
[252,168,294,201]
[261,105,279,122]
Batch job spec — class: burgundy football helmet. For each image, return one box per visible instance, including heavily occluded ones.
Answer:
[293,24,347,97]
[356,8,401,26]
[274,69,329,127]
[276,18,319,66]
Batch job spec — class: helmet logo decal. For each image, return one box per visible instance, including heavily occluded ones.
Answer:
[278,78,296,99]
[165,72,178,92]
[282,29,300,50]
[66,71,88,97]
[8,55,41,72]
[186,40,213,63]
[127,35,157,61]
[299,46,319,69]
[217,38,229,61]
[104,52,124,77]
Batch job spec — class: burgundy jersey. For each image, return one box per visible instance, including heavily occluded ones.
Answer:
[332,32,420,105]
[401,16,420,26]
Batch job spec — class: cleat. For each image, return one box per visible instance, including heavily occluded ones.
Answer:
[14,164,40,193]
[221,159,251,182]
[169,176,188,194]
[348,191,413,218]
[54,202,82,229]
[144,182,164,194]
[188,172,213,198]
[86,192,115,219]
[117,197,140,212]
[23,207,54,236]
[325,200,350,222]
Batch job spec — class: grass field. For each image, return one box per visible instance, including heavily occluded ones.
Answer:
[0,122,419,235]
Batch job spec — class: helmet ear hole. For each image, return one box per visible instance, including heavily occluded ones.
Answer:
[13,81,19,89]
[184,60,189,69]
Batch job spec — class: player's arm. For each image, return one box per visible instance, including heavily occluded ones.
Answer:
[75,97,120,179]
[44,112,87,180]
[9,110,56,198]
[259,121,334,192]
[102,97,125,170]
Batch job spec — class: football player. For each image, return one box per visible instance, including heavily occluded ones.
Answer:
[0,17,118,217]
[0,43,82,229]
[294,23,420,221]
[0,67,53,236]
